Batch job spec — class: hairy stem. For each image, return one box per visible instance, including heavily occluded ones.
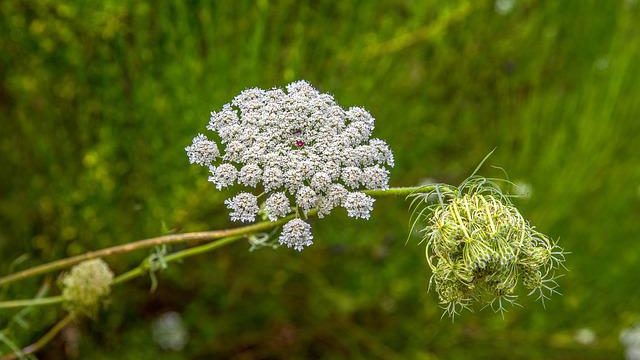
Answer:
[0,185,433,288]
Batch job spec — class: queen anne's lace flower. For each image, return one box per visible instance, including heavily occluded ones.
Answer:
[62,259,114,317]
[343,192,375,219]
[265,192,291,221]
[209,163,237,190]
[185,134,219,166]
[238,164,262,187]
[187,80,394,250]
[224,193,259,222]
[295,186,317,215]
[362,166,390,190]
[279,219,313,251]
[422,187,565,318]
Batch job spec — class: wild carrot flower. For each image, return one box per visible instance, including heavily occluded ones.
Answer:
[186,80,394,250]
[264,192,292,221]
[61,259,114,317]
[413,177,565,318]
[224,192,259,223]
[279,218,314,251]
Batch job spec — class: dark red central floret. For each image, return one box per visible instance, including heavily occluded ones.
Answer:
[294,140,305,147]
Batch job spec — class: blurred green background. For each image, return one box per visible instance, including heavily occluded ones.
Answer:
[1,0,639,359]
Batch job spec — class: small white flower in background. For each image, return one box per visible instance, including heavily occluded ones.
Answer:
[574,327,597,345]
[152,312,189,352]
[495,0,516,15]
[186,80,394,250]
[621,325,640,360]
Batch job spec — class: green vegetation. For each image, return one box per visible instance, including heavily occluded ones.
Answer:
[0,0,639,358]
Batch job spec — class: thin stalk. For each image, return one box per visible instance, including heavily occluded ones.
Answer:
[0,185,435,289]
[112,234,246,285]
[364,186,430,197]
[0,235,246,309]
[0,314,74,360]
[0,216,294,288]
[0,296,63,309]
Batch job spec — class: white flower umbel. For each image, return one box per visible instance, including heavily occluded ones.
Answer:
[279,219,314,251]
[185,134,219,166]
[295,186,317,215]
[343,192,375,219]
[238,164,262,187]
[264,192,291,221]
[187,80,394,250]
[224,193,259,223]
[208,163,237,190]
[362,166,390,190]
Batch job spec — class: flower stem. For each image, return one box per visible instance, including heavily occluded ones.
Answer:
[0,216,294,288]
[0,313,74,360]
[364,185,437,197]
[112,234,245,285]
[0,296,64,309]
[0,235,246,309]
[0,185,439,289]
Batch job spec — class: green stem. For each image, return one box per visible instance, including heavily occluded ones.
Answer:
[0,296,63,309]
[364,185,436,197]
[0,235,246,309]
[0,314,74,360]
[0,215,295,288]
[0,185,439,290]
[112,234,245,285]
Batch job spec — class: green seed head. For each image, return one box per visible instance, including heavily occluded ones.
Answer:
[61,259,114,317]
[418,179,565,318]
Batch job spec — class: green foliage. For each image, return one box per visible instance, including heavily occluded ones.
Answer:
[0,0,639,358]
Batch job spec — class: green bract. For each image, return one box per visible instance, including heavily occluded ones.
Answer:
[413,177,565,318]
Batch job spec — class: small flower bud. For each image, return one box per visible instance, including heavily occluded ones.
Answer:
[61,259,114,317]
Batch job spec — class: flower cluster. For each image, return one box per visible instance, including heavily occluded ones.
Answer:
[61,259,114,317]
[186,80,394,251]
[621,324,640,360]
[419,182,565,318]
